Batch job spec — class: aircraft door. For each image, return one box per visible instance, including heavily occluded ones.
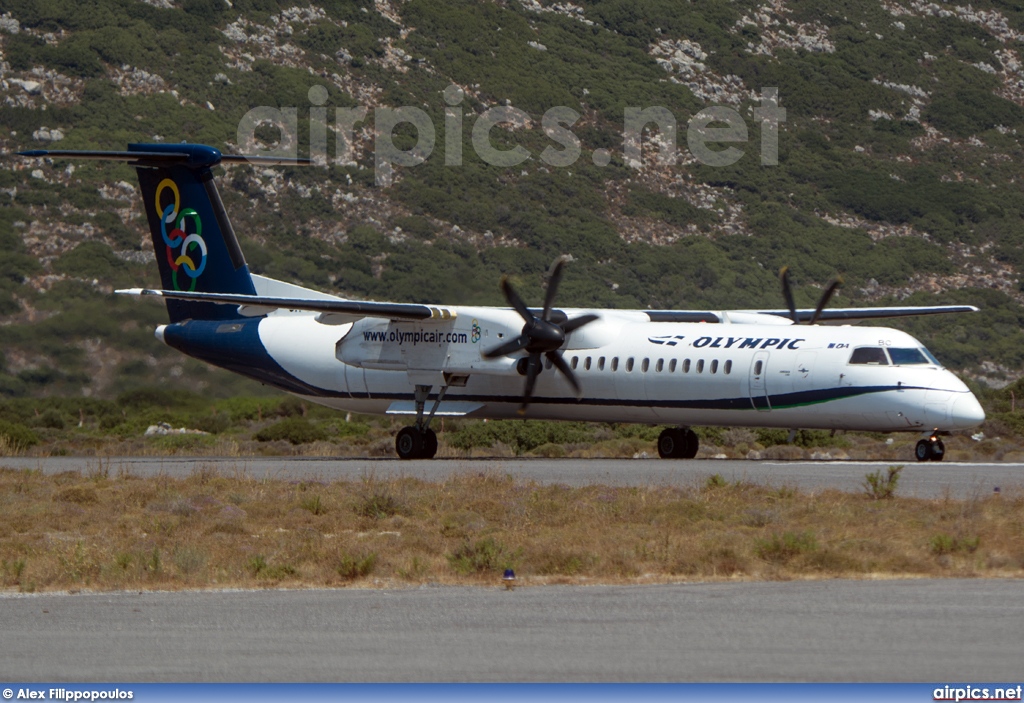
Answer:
[749,351,771,411]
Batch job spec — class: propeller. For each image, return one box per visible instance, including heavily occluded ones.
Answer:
[483,256,599,413]
[779,267,843,325]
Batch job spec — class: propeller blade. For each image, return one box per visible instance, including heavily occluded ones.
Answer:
[482,333,530,359]
[546,351,582,398]
[779,266,799,324]
[542,256,568,321]
[561,313,599,334]
[809,278,843,325]
[500,276,534,323]
[518,353,543,414]
[494,256,588,412]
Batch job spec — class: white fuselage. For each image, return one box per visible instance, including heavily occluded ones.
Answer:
[243,305,985,433]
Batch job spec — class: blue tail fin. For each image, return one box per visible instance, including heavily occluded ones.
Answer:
[18,142,309,322]
[132,143,256,322]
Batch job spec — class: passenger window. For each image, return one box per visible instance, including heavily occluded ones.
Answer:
[754,360,763,375]
[656,359,664,372]
[724,360,732,374]
[849,347,889,365]
[571,356,579,370]
[669,359,677,373]
[598,356,606,371]
[626,358,635,372]
[544,356,552,370]
[710,359,718,374]
[683,359,691,373]
[642,358,650,373]
[585,356,592,371]
[697,359,705,373]
[611,357,619,372]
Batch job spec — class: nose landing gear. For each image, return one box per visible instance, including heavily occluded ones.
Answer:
[915,435,945,462]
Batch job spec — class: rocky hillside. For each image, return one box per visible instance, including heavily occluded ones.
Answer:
[2,0,1024,397]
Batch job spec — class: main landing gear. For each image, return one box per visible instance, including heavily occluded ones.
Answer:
[395,384,447,460]
[396,426,437,460]
[915,435,945,462]
[658,427,699,459]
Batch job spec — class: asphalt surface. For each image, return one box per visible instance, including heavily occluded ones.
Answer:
[2,456,1021,499]
[1,579,1022,682]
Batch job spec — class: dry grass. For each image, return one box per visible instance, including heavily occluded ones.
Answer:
[0,466,1022,593]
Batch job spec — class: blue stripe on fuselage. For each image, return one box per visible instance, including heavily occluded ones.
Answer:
[336,384,929,409]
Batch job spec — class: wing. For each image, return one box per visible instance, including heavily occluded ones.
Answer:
[120,287,980,326]
[748,305,980,322]
[642,305,978,324]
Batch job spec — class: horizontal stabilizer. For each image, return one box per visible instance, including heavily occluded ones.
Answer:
[19,148,311,167]
[116,288,437,321]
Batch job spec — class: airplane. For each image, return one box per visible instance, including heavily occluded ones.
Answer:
[19,143,986,462]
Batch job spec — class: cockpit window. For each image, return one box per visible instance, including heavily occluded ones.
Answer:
[849,347,889,365]
[921,347,942,366]
[888,348,930,365]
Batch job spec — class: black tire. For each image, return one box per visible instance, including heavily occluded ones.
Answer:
[659,428,698,459]
[930,439,945,462]
[682,429,699,459]
[658,428,682,459]
[396,427,424,460]
[915,439,932,462]
[422,428,438,459]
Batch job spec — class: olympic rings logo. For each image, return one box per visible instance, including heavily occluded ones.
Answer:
[155,178,207,291]
[471,319,481,344]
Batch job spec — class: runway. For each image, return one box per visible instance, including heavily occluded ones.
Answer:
[2,456,1021,499]
[2,579,1022,681]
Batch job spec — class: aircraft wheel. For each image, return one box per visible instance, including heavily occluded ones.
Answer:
[659,428,697,459]
[682,429,699,459]
[422,428,438,459]
[915,437,945,462]
[396,427,424,460]
[915,439,934,462]
[917,440,937,462]
[657,428,684,459]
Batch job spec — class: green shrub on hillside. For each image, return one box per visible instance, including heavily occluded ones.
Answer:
[0,421,39,451]
[446,420,594,455]
[254,418,330,445]
[3,0,1024,399]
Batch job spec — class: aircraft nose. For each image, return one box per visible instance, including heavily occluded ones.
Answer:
[950,393,985,429]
